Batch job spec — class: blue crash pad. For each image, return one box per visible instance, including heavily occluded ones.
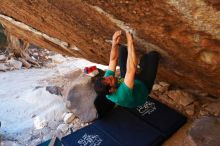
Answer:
[61,124,121,146]
[93,108,164,146]
[57,97,186,146]
[62,108,164,146]
[126,97,187,138]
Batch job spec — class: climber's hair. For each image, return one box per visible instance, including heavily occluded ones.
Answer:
[94,77,110,96]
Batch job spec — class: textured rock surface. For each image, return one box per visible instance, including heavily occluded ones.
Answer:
[187,117,220,146]
[0,24,7,47]
[0,0,220,98]
[63,71,98,122]
[151,81,220,119]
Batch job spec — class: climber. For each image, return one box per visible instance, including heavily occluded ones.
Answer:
[94,30,160,108]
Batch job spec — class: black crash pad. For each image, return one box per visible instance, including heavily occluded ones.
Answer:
[61,124,121,146]
[125,97,187,138]
[62,108,164,146]
[59,97,187,146]
[93,108,164,146]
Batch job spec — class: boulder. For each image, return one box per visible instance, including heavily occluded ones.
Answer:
[0,0,220,98]
[187,117,220,146]
[63,71,98,123]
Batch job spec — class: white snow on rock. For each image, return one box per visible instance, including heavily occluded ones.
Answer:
[0,55,107,145]
[0,64,10,71]
[7,58,22,69]
[0,54,7,61]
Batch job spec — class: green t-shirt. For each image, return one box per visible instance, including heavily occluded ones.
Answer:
[104,70,148,108]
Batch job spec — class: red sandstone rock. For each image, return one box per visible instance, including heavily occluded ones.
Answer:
[188,117,220,146]
[0,0,219,98]
[167,90,195,106]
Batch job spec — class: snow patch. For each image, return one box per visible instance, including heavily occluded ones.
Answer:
[0,55,107,145]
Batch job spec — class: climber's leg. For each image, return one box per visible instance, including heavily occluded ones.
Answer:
[139,51,160,93]
[119,44,128,78]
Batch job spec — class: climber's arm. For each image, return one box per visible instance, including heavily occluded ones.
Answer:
[108,31,122,72]
[124,31,137,89]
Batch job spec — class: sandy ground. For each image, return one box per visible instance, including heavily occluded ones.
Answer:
[0,55,107,146]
